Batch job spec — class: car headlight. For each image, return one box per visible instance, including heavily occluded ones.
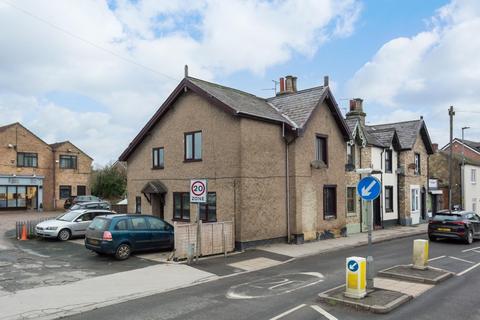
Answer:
[46,226,58,230]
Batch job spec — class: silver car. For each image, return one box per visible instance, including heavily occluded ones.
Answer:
[35,209,116,241]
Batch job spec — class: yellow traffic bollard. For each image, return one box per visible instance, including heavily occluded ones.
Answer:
[412,239,429,270]
[345,257,367,299]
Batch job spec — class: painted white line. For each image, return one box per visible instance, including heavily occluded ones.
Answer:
[269,304,306,320]
[461,246,480,253]
[428,255,446,262]
[472,249,480,254]
[449,256,474,264]
[457,262,480,276]
[311,305,338,320]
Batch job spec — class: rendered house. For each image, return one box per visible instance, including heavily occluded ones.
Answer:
[119,74,352,248]
[0,122,93,210]
[344,100,434,231]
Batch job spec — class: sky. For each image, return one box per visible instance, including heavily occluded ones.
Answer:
[1,0,479,166]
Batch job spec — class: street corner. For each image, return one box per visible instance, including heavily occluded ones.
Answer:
[0,235,161,293]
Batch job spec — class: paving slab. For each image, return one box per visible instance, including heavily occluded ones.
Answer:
[378,264,454,284]
[374,277,433,297]
[319,284,412,314]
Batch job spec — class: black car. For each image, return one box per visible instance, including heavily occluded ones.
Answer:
[428,211,480,244]
[64,195,102,209]
[69,201,111,211]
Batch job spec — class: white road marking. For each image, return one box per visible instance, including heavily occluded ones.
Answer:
[457,262,480,276]
[16,247,50,258]
[472,249,480,254]
[269,304,306,320]
[448,256,474,264]
[311,305,338,320]
[461,246,480,253]
[428,255,446,261]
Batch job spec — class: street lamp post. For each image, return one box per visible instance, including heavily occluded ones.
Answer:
[461,126,470,210]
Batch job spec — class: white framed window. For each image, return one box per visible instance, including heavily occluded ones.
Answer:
[471,169,477,184]
[411,188,420,212]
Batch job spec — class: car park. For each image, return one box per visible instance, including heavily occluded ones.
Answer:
[428,210,480,244]
[69,201,111,211]
[85,214,174,260]
[35,209,116,241]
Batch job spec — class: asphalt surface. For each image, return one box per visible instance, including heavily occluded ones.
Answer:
[0,234,158,292]
[63,236,480,320]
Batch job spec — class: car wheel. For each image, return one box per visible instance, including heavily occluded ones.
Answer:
[57,229,71,241]
[428,234,437,242]
[465,229,474,244]
[115,244,131,260]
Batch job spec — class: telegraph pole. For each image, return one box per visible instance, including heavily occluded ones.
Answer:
[448,106,455,213]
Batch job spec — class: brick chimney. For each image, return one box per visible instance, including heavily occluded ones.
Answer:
[346,98,366,126]
[432,143,439,153]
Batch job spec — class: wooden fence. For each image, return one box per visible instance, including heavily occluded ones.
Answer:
[15,216,56,239]
[174,221,234,259]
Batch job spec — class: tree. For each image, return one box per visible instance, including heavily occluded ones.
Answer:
[91,163,126,200]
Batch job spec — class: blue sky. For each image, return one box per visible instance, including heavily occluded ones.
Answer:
[0,0,478,165]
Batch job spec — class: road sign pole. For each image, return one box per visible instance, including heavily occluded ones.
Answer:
[196,203,200,263]
[366,188,374,289]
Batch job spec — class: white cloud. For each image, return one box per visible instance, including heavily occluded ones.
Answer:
[347,0,480,147]
[0,0,361,165]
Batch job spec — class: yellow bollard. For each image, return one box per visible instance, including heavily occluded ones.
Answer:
[345,257,367,299]
[412,239,429,270]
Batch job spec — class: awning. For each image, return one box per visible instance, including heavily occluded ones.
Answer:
[429,190,443,195]
[141,180,168,194]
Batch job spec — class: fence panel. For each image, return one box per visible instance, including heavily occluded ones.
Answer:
[174,221,234,259]
[15,216,56,239]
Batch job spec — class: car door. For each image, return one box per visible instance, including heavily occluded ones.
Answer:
[129,217,151,250]
[71,212,93,235]
[145,217,171,249]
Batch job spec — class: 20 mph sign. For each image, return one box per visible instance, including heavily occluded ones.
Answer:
[190,179,207,203]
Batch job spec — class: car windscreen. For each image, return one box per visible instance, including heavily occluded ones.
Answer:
[433,214,462,222]
[57,211,81,222]
[89,218,111,231]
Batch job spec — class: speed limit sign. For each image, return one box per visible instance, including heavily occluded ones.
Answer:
[190,179,207,203]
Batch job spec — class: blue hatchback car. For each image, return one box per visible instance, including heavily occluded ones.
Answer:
[85,214,174,260]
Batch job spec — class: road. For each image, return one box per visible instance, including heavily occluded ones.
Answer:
[65,235,480,320]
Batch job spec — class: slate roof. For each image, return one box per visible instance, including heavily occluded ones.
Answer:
[368,120,424,150]
[459,139,480,153]
[188,77,293,126]
[267,86,327,128]
[119,76,351,161]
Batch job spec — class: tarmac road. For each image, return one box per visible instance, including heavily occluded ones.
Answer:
[64,235,480,320]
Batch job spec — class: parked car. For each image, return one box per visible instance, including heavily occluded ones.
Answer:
[428,210,480,244]
[64,195,102,209]
[85,214,174,260]
[69,201,111,211]
[35,209,116,241]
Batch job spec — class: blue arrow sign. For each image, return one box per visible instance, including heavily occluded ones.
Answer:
[357,176,381,201]
[347,260,359,272]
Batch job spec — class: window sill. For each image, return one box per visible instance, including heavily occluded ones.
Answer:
[184,159,202,163]
[152,166,164,170]
[324,215,337,221]
[346,212,357,217]
[172,218,191,223]
[385,209,394,213]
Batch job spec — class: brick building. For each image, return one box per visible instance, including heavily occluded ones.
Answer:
[119,74,352,248]
[0,123,93,211]
[441,139,480,162]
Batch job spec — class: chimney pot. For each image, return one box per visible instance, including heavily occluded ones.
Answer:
[279,77,285,93]
[324,75,329,87]
[285,75,293,93]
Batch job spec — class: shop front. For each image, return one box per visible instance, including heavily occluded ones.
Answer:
[0,175,44,211]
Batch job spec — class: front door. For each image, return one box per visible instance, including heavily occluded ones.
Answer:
[421,188,427,221]
[373,197,382,228]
